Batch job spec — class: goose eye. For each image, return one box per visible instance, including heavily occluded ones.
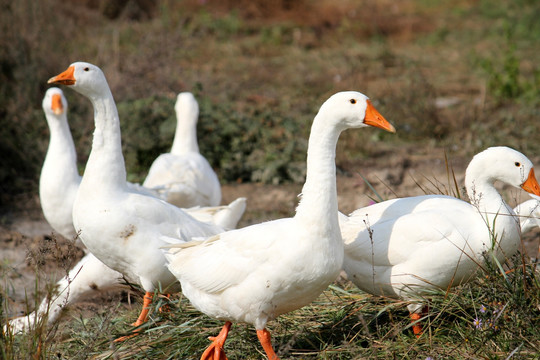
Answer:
[349,99,357,104]
[515,162,521,167]
[84,67,90,71]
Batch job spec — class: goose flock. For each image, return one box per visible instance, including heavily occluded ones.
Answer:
[5,61,540,359]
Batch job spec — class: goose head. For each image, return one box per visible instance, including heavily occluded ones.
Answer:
[466,146,540,196]
[48,62,110,99]
[175,92,199,125]
[43,87,67,117]
[318,91,396,133]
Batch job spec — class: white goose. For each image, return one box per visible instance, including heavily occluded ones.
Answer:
[39,87,81,241]
[7,88,245,334]
[341,146,540,335]
[47,62,244,340]
[143,92,222,207]
[165,91,396,360]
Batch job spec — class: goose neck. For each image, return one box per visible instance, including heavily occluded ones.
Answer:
[295,115,340,231]
[465,165,517,248]
[170,119,199,155]
[42,114,79,181]
[83,89,127,188]
[465,169,508,215]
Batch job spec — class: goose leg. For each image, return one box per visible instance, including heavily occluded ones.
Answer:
[409,312,422,337]
[256,328,280,360]
[131,291,154,327]
[114,291,154,342]
[409,305,429,337]
[201,321,231,360]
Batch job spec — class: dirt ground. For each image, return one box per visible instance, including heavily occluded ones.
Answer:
[1,150,539,327]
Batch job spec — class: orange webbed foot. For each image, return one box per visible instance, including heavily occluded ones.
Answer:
[201,322,231,360]
[130,318,145,327]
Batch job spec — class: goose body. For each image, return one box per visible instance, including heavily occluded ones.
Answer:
[165,91,396,359]
[170,217,341,327]
[47,62,244,336]
[143,92,221,207]
[341,147,540,320]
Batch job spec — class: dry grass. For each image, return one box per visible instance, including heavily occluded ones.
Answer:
[6,253,536,359]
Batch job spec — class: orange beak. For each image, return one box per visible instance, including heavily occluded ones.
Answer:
[364,100,396,133]
[51,93,63,115]
[48,65,75,86]
[521,168,540,196]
